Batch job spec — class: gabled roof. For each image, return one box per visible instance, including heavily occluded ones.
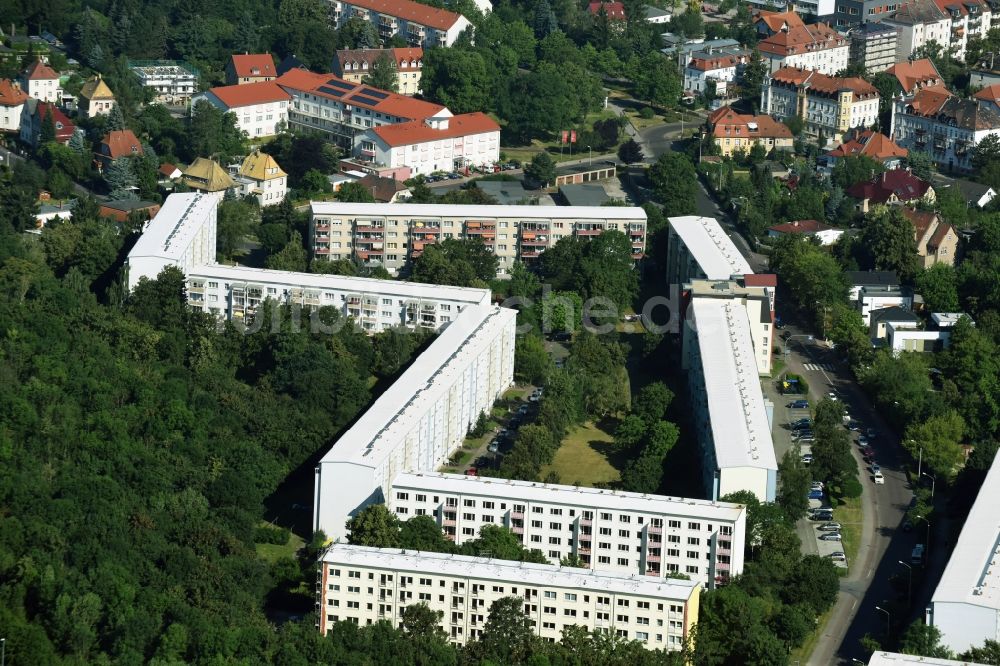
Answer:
[756,9,806,33]
[756,12,845,58]
[887,58,945,94]
[204,80,291,109]
[904,86,953,115]
[870,305,920,324]
[928,219,955,250]
[335,47,424,72]
[826,130,908,162]
[240,150,287,181]
[101,129,143,159]
[885,0,948,25]
[369,112,499,147]
[276,54,306,76]
[341,0,464,31]
[27,101,75,142]
[79,75,115,101]
[768,219,836,234]
[846,169,931,203]
[0,79,28,106]
[904,89,1000,130]
[158,163,181,178]
[688,55,738,71]
[277,68,446,120]
[229,53,276,79]
[358,173,409,202]
[770,67,878,99]
[974,83,1000,103]
[23,58,58,80]
[901,207,939,241]
[708,106,793,140]
[181,157,236,192]
[588,1,626,18]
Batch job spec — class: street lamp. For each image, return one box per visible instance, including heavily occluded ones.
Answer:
[587,145,592,166]
[783,334,814,360]
[922,471,936,500]
[898,560,913,606]
[916,515,932,559]
[875,605,891,636]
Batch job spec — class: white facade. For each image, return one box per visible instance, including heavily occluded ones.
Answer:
[390,472,747,588]
[357,115,501,177]
[767,46,849,75]
[885,17,950,61]
[25,75,59,103]
[328,0,473,48]
[192,86,290,138]
[309,202,647,277]
[860,290,914,325]
[129,62,199,104]
[761,70,880,142]
[929,449,1000,654]
[665,215,752,286]
[683,60,737,95]
[886,324,951,354]
[317,544,701,649]
[125,193,218,291]
[869,653,994,666]
[686,278,775,376]
[313,303,517,542]
[891,94,1000,172]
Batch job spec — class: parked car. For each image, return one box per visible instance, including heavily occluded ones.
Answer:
[555,358,565,369]
[818,522,842,531]
[847,420,862,431]
[789,399,809,409]
[911,543,925,565]
[812,512,834,522]
[791,418,812,427]
[517,404,529,416]
[902,519,913,532]
[552,332,572,342]
[858,435,869,446]
[827,391,839,401]
[870,463,881,474]
[811,481,825,490]
[808,489,823,500]
[801,453,814,465]
[819,532,843,541]
[487,441,500,453]
[797,435,816,444]
[827,552,847,561]
[447,172,462,179]
[873,471,885,484]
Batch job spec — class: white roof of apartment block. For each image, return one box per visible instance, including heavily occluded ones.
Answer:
[323,544,700,599]
[869,652,993,666]
[932,450,1000,612]
[690,297,776,471]
[311,201,648,222]
[187,264,491,305]
[319,303,516,468]
[394,472,746,522]
[668,215,752,279]
[127,192,215,263]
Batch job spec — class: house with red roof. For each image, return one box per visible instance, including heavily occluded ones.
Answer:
[96,129,144,172]
[0,79,29,133]
[706,106,793,157]
[588,1,626,19]
[901,207,958,267]
[886,58,946,95]
[192,81,291,137]
[846,169,936,212]
[329,0,472,48]
[684,54,740,98]
[20,100,76,147]
[974,83,1000,115]
[355,111,500,177]
[754,10,848,75]
[767,219,844,246]
[825,129,908,170]
[762,68,880,143]
[226,54,277,85]
[20,59,61,103]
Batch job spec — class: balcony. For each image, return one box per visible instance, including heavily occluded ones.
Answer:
[355,224,385,233]
[648,524,662,535]
[575,227,603,236]
[520,250,542,259]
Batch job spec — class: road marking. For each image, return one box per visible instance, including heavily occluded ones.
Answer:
[803,363,834,371]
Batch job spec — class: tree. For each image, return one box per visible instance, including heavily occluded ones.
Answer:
[961,639,1000,663]
[972,132,1000,172]
[907,150,934,180]
[346,504,401,547]
[421,48,490,115]
[618,138,644,164]
[105,157,138,200]
[336,180,377,202]
[648,153,698,216]
[632,382,673,424]
[515,334,550,384]
[500,62,603,142]
[859,206,919,281]
[631,52,681,108]
[904,411,966,479]
[782,555,840,614]
[187,102,245,162]
[742,49,769,112]
[533,0,559,38]
[474,596,539,664]
[362,51,399,92]
[412,238,498,286]
[915,264,960,312]
[460,525,547,563]
[613,414,648,451]
[832,155,885,189]
[524,151,556,188]
[265,231,308,272]
[900,621,954,658]
[776,446,811,521]
[216,198,259,260]
[107,103,126,132]
[399,516,455,553]
[40,105,57,144]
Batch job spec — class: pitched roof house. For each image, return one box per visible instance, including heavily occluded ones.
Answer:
[332,48,424,95]
[357,173,411,202]
[754,10,848,75]
[588,1,626,19]
[887,58,947,94]
[767,219,845,245]
[901,207,958,267]
[234,150,288,207]
[181,157,237,198]
[706,106,794,157]
[0,78,28,133]
[21,58,60,103]
[226,54,277,85]
[78,75,116,118]
[19,100,75,146]
[846,169,936,212]
[825,130,909,169]
[96,129,144,171]
[193,80,291,137]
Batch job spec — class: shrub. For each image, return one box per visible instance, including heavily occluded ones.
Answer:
[254,525,290,545]
[841,477,863,499]
[639,107,655,119]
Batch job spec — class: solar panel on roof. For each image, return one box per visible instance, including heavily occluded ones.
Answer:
[324,79,354,90]
[360,88,389,100]
[318,86,346,97]
[352,95,380,106]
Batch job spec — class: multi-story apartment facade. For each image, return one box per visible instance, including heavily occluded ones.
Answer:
[313,303,517,541]
[357,112,500,176]
[849,22,899,72]
[192,81,291,138]
[317,544,701,650]
[762,67,880,143]
[126,193,218,291]
[129,60,199,104]
[333,48,424,95]
[665,215,752,286]
[830,0,899,28]
[389,472,747,589]
[327,0,473,48]
[683,276,776,375]
[884,0,990,61]
[309,202,648,277]
[891,88,1000,172]
[683,53,738,96]
[755,10,850,74]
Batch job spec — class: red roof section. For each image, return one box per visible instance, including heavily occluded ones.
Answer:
[24,59,59,80]
[371,112,500,147]
[206,80,291,108]
[743,273,778,287]
[826,130,908,162]
[158,163,180,177]
[101,129,143,159]
[887,58,945,94]
[588,1,626,18]
[974,84,1000,103]
[341,0,463,31]
[0,79,28,106]
[688,55,738,71]
[770,67,878,99]
[230,54,276,79]
[846,169,931,203]
[33,102,75,142]
[768,219,836,234]
[708,106,793,140]
[277,69,445,120]
[756,12,845,58]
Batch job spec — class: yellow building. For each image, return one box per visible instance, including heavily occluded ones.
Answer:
[708,106,794,157]
[181,157,236,199]
[236,150,288,207]
[78,75,115,119]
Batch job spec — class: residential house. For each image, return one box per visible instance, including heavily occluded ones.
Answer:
[901,207,958,267]
[78,75,116,119]
[356,173,411,202]
[180,157,237,200]
[684,53,740,98]
[19,100,75,146]
[588,1,627,19]
[234,150,288,207]
[754,10,849,75]
[932,0,992,61]
[20,59,60,103]
[890,87,1000,172]
[192,81,291,138]
[846,169,935,212]
[886,58,946,94]
[276,68,447,150]
[744,0,835,21]
[158,163,182,189]
[0,79,28,133]
[761,67,880,144]
[974,83,1000,114]
[849,23,898,73]
[945,178,996,207]
[644,5,672,23]
[354,111,500,177]
[707,106,794,157]
[129,60,199,104]
[328,0,473,48]
[767,219,845,245]
[99,200,161,223]
[225,53,277,85]
[96,129,143,172]
[824,129,909,169]
[883,0,989,61]
[34,199,76,229]
[846,270,913,325]
[332,47,424,95]
[869,305,920,340]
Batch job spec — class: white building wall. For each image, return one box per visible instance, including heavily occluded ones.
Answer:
[932,601,1000,654]
[0,102,24,132]
[766,45,850,75]
[196,94,289,137]
[369,129,500,176]
[27,78,59,103]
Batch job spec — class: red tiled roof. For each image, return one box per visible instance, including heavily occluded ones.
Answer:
[341,0,463,31]
[757,15,845,57]
[32,102,75,142]
[588,1,626,18]
[688,55,738,71]
[230,54,276,79]
[24,59,58,80]
[0,79,28,106]
[757,9,806,33]
[826,130,908,162]
[901,207,937,241]
[277,68,445,120]
[768,219,836,234]
[770,67,878,99]
[158,163,180,177]
[101,129,143,159]
[371,112,500,147]
[743,273,778,287]
[974,84,1000,103]
[708,107,793,139]
[887,58,945,94]
[205,80,291,108]
[906,86,954,115]
[846,169,931,203]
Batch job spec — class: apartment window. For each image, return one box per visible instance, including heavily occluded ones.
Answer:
[550,508,563,516]
[635,631,649,641]
[617,557,629,566]
[618,529,629,538]
[531,535,542,543]
[598,556,611,564]
[464,499,475,507]
[532,507,544,514]
[549,522,562,530]
[544,606,556,615]
[531,520,543,528]
[600,527,612,535]
[668,520,681,529]
[396,492,409,501]
[600,512,612,520]
[483,501,494,509]
[463,513,475,521]
[687,537,700,546]
[686,565,699,574]
[619,515,631,523]
[544,591,557,599]
[462,527,475,536]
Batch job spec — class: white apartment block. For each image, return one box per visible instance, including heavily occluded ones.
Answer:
[356,112,501,177]
[762,68,880,143]
[129,61,199,104]
[891,89,1000,172]
[885,0,991,61]
[327,0,473,48]
[869,654,994,666]
[756,12,850,75]
[313,303,516,541]
[849,23,899,73]
[192,81,291,138]
[684,277,775,376]
[317,544,701,650]
[929,450,1000,653]
[126,193,217,291]
[665,215,752,286]
[309,202,648,277]
[390,472,747,589]
[683,54,738,95]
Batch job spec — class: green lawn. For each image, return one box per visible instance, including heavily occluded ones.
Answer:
[789,606,832,664]
[835,495,863,569]
[501,110,623,164]
[540,420,626,486]
[256,528,305,564]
